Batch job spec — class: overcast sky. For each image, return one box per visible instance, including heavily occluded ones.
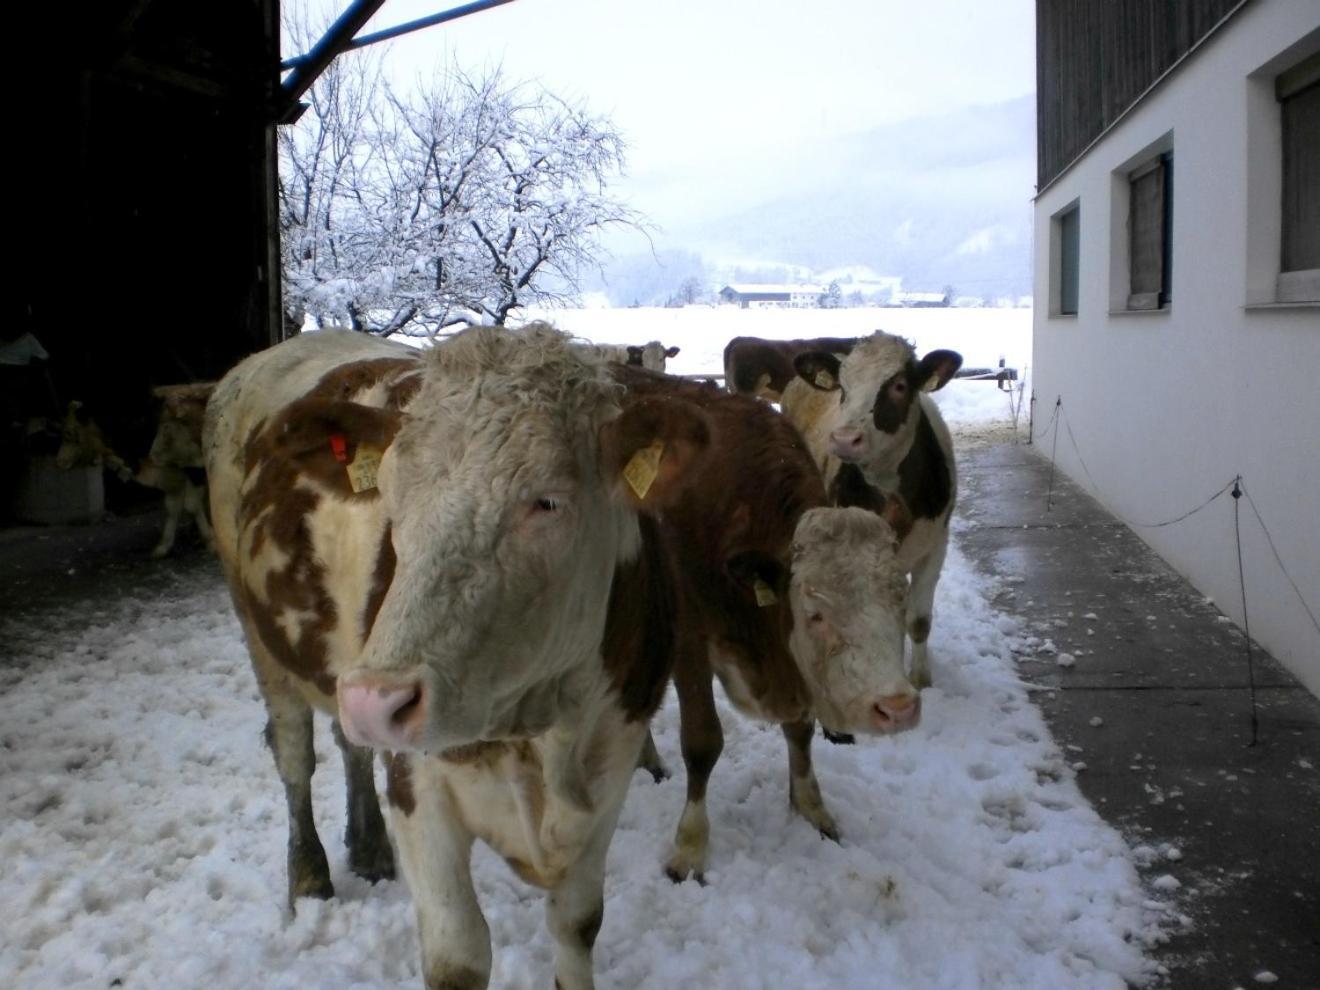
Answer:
[292,1,1035,231]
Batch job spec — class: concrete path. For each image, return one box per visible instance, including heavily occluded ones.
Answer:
[957,441,1320,989]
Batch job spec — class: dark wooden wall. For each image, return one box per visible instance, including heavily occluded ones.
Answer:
[12,1,280,463]
[1036,0,1248,189]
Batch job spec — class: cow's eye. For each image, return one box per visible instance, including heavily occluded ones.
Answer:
[808,612,824,624]
[892,380,908,394]
[534,496,560,512]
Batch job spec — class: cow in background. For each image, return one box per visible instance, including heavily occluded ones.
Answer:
[783,331,962,690]
[135,383,215,557]
[723,335,860,402]
[205,324,708,990]
[613,367,916,882]
[588,340,681,372]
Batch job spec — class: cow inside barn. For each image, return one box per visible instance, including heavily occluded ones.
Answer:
[134,383,215,557]
[613,367,917,881]
[783,331,962,689]
[205,324,709,990]
[723,335,860,401]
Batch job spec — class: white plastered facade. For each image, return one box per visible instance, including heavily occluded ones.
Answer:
[1032,1,1320,695]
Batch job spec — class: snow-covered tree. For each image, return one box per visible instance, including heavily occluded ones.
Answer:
[278,11,646,332]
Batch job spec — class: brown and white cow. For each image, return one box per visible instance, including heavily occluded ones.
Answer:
[588,340,681,372]
[135,383,215,557]
[205,324,709,990]
[783,330,962,690]
[612,367,916,882]
[723,335,860,401]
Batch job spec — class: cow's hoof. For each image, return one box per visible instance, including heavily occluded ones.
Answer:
[817,822,841,843]
[821,728,855,745]
[289,874,334,908]
[350,844,396,884]
[664,864,706,886]
[150,545,170,559]
[912,672,933,690]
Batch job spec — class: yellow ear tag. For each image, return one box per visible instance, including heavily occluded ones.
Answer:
[815,370,835,389]
[347,442,384,493]
[753,578,778,607]
[623,440,665,500]
[921,374,940,392]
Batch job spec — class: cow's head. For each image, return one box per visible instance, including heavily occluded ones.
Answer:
[626,341,681,373]
[324,324,707,753]
[789,507,916,734]
[794,332,961,474]
[728,506,916,735]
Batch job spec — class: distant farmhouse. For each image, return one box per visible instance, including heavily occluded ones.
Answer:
[717,284,825,309]
[1033,0,1319,693]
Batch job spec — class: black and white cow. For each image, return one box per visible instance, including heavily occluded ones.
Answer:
[782,330,962,689]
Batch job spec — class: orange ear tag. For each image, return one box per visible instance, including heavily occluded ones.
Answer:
[754,579,778,607]
[347,442,384,493]
[623,440,665,500]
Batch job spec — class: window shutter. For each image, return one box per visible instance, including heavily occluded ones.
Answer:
[1129,157,1167,309]
[1281,77,1319,274]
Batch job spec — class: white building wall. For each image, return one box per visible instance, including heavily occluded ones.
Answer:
[1032,1,1320,695]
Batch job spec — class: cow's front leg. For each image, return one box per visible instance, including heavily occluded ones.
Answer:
[906,538,948,690]
[782,720,839,841]
[331,720,395,883]
[388,754,491,990]
[151,491,183,558]
[261,691,333,906]
[665,635,722,882]
[545,802,622,990]
[188,484,216,552]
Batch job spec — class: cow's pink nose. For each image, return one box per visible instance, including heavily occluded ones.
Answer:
[830,428,866,458]
[871,692,921,732]
[338,675,427,750]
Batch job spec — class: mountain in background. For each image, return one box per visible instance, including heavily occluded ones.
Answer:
[593,95,1036,306]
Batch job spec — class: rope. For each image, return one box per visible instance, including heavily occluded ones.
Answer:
[1240,481,1320,637]
[1038,397,1320,745]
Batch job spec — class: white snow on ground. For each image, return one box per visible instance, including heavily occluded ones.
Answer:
[0,309,1173,989]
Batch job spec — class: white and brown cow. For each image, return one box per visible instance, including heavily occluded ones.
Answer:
[613,367,916,881]
[587,340,680,372]
[782,331,962,690]
[205,324,708,990]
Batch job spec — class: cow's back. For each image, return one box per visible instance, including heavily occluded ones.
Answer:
[205,331,418,565]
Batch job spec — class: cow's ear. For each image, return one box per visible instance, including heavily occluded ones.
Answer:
[726,550,787,606]
[794,352,842,391]
[916,349,963,392]
[599,396,710,510]
[260,398,404,496]
[665,346,680,358]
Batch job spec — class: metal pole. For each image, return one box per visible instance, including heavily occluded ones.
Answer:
[281,0,519,71]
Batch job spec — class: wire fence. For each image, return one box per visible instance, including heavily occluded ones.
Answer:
[1030,395,1320,745]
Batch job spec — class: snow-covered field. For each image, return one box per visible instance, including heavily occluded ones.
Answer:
[0,309,1172,989]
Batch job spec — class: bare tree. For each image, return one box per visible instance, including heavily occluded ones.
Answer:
[278,10,647,333]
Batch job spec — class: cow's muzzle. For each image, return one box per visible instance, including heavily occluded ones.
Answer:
[338,670,429,751]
